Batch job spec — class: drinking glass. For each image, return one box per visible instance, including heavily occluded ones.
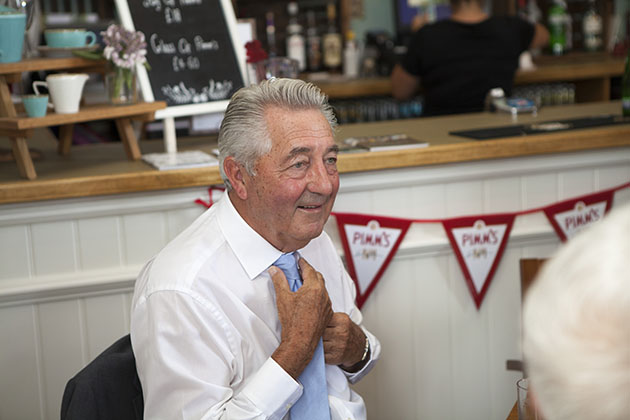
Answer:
[255,57,299,82]
[517,378,544,420]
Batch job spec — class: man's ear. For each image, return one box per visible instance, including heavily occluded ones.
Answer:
[223,157,248,200]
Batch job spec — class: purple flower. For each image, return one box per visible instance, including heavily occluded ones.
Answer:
[100,24,148,69]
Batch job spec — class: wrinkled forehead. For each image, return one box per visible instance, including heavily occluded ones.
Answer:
[263,107,333,147]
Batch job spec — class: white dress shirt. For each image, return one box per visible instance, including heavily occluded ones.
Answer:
[131,193,381,420]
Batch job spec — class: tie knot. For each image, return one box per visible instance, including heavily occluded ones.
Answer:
[273,252,302,291]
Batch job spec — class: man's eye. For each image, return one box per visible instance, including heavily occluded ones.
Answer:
[326,156,338,165]
[293,161,307,169]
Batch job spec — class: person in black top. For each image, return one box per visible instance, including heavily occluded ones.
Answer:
[391,0,549,116]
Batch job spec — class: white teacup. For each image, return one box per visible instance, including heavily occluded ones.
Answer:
[32,73,89,114]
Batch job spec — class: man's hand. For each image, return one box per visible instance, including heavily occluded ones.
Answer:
[323,312,366,369]
[270,258,333,379]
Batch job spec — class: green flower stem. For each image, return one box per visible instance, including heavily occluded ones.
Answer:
[110,66,136,102]
[114,67,124,99]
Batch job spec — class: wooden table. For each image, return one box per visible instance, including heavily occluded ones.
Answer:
[507,402,518,420]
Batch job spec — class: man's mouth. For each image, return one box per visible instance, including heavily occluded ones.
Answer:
[298,204,322,210]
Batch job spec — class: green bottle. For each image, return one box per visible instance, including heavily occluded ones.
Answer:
[548,0,567,56]
[623,50,630,117]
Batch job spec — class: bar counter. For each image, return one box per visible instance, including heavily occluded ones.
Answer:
[0,101,628,205]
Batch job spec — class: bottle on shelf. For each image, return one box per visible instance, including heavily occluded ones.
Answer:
[286,2,306,71]
[266,11,277,57]
[306,10,322,72]
[343,30,360,78]
[548,0,569,55]
[582,0,603,52]
[622,49,630,117]
[322,2,342,72]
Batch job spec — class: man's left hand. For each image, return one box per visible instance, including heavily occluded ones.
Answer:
[322,312,366,368]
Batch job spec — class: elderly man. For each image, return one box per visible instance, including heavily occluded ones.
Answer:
[130,78,380,419]
[523,203,630,420]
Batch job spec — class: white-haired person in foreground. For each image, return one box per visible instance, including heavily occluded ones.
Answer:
[523,203,630,420]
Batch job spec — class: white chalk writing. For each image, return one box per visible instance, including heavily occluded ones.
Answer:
[194,36,219,51]
[161,79,233,104]
[150,34,176,54]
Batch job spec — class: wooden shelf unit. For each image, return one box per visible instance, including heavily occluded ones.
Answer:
[308,52,626,101]
[0,57,166,180]
[0,102,166,131]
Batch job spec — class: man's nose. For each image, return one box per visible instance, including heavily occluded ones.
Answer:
[307,160,335,195]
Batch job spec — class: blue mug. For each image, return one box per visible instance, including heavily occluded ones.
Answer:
[45,29,97,48]
[22,95,50,118]
[0,6,26,63]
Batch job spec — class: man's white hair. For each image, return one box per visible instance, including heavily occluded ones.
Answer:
[523,203,630,420]
[217,78,336,190]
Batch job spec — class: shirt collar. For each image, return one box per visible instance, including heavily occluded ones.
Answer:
[217,192,284,280]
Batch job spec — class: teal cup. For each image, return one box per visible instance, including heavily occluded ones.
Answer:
[44,28,97,48]
[0,6,26,63]
[22,95,49,118]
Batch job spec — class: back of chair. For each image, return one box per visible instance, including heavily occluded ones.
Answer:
[519,258,547,302]
[60,334,143,420]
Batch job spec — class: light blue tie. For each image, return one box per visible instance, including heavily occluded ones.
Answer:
[273,253,331,420]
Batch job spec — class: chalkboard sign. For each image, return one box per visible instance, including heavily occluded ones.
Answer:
[115,0,246,119]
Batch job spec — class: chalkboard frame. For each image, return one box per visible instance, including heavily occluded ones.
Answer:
[114,0,247,120]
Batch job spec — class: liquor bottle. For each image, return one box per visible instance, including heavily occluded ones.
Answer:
[322,3,342,72]
[266,11,277,57]
[582,0,603,52]
[623,49,630,117]
[286,2,306,71]
[343,30,360,78]
[548,0,568,55]
[306,10,322,72]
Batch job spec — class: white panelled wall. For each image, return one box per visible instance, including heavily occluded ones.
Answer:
[0,148,628,420]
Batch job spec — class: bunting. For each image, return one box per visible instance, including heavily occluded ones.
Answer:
[196,182,629,309]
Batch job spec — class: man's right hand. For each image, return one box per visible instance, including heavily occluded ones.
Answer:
[270,258,333,379]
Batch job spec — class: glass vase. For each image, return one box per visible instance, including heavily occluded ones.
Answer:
[105,66,138,105]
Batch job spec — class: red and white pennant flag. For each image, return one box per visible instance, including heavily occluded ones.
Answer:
[442,214,515,309]
[543,190,614,242]
[334,213,412,309]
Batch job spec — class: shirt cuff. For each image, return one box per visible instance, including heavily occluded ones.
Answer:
[239,357,302,420]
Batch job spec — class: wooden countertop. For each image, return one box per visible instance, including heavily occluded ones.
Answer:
[312,52,625,99]
[0,101,628,205]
